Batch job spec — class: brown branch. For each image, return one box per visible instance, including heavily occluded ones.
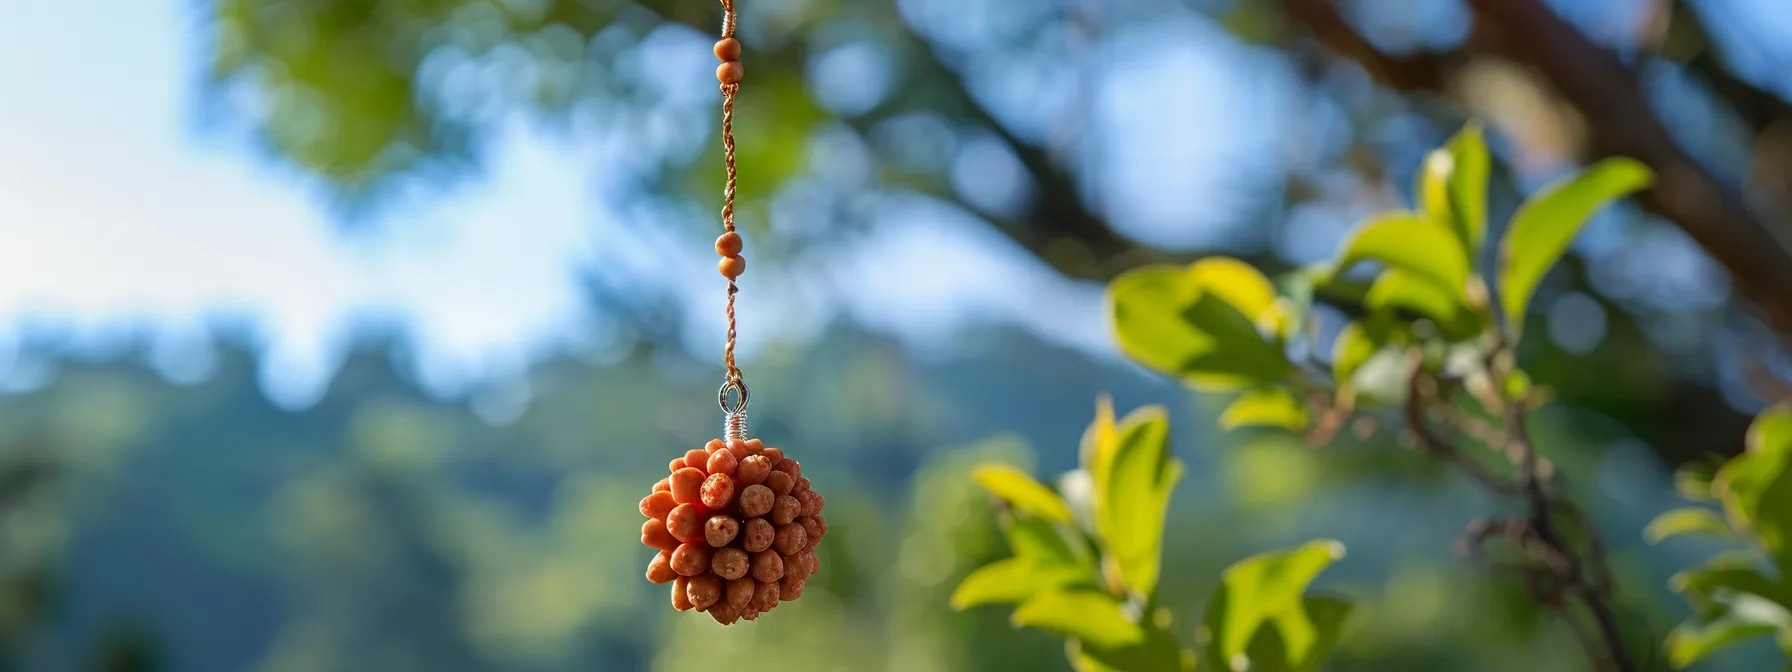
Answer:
[1404,357,1522,495]
[1401,345,1635,670]
[1279,0,1792,339]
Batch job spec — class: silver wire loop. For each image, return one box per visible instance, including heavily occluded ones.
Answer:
[718,379,750,414]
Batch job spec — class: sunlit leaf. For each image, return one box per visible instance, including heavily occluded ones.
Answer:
[1664,615,1779,669]
[1098,407,1181,597]
[1292,596,1354,671]
[1331,322,1378,386]
[1717,402,1792,571]
[1334,212,1469,298]
[1012,590,1146,649]
[1419,122,1491,252]
[1076,622,1187,672]
[1365,269,1462,325]
[1109,264,1290,391]
[973,464,1075,523]
[951,558,1089,609]
[1082,395,1120,492]
[1670,561,1792,612]
[1220,388,1309,431]
[1206,539,1348,665]
[1496,157,1652,336]
[1646,507,1738,544]
[1186,257,1280,320]
[1007,515,1082,567]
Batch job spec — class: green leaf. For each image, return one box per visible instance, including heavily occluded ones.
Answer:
[1646,507,1738,544]
[1205,539,1348,666]
[1007,515,1082,567]
[1075,623,1187,672]
[973,464,1075,524]
[1098,407,1182,597]
[1671,561,1792,613]
[1665,615,1780,669]
[1334,212,1469,297]
[1365,268,1463,325]
[1012,590,1146,649]
[1293,596,1355,671]
[1496,157,1652,336]
[1220,388,1309,431]
[952,558,1089,610]
[1718,402,1792,571]
[1331,322,1378,386]
[1419,122,1492,252]
[1109,262,1290,391]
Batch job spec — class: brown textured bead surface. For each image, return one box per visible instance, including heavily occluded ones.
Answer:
[714,38,741,62]
[717,61,744,84]
[640,438,825,623]
[718,255,746,280]
[715,231,743,256]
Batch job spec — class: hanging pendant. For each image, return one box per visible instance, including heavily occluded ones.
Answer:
[636,0,825,625]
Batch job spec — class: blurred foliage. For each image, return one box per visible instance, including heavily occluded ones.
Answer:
[1094,125,1687,670]
[956,398,1350,671]
[1649,403,1792,668]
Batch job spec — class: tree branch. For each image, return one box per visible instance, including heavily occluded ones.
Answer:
[1279,0,1792,339]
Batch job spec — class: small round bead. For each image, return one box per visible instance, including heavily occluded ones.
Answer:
[771,495,800,525]
[742,518,775,553]
[774,522,807,555]
[715,231,743,256]
[646,551,678,584]
[672,577,694,611]
[706,449,739,477]
[666,503,708,542]
[688,574,722,611]
[705,514,740,547]
[726,576,755,610]
[641,519,679,551]
[639,491,677,521]
[719,255,746,280]
[717,61,744,85]
[751,550,785,582]
[738,484,774,518]
[671,542,714,576]
[766,471,795,497]
[712,547,750,580]
[736,455,772,486]
[669,468,706,505]
[714,38,741,62]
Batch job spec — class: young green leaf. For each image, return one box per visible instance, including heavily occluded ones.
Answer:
[1075,623,1187,672]
[1496,157,1652,337]
[1012,590,1147,649]
[1331,322,1378,386]
[1671,562,1792,613]
[1207,539,1348,664]
[1717,403,1792,570]
[1333,212,1469,297]
[1365,268,1463,325]
[1419,122,1491,253]
[973,464,1075,523]
[1109,263,1290,390]
[1219,388,1309,431]
[951,558,1090,610]
[1645,507,1738,544]
[1098,407,1181,597]
[1007,515,1083,567]
[1664,615,1780,669]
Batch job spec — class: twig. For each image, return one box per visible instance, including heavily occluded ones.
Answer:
[1404,355,1522,495]
[1277,0,1792,338]
[1404,347,1635,671]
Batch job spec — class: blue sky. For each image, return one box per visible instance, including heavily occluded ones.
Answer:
[0,0,1172,412]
